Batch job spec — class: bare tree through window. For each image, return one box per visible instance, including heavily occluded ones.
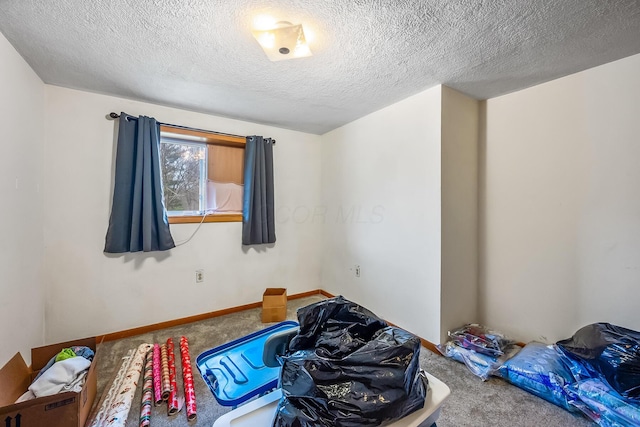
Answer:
[160,142,205,212]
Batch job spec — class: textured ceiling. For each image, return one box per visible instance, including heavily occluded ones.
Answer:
[1,1,640,134]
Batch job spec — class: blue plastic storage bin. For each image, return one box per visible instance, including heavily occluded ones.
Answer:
[196,321,299,407]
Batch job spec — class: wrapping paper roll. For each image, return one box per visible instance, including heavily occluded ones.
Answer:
[139,348,153,427]
[90,344,152,427]
[166,338,184,416]
[152,343,162,406]
[89,349,134,427]
[160,343,171,400]
[180,336,197,421]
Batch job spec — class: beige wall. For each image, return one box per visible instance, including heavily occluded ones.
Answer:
[441,87,479,343]
[0,33,45,366]
[480,53,640,342]
[321,86,444,343]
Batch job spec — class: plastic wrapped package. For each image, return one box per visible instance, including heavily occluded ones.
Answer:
[553,345,593,383]
[557,323,640,402]
[568,378,640,427]
[437,341,497,380]
[497,342,578,412]
[448,324,514,357]
[437,341,520,381]
[272,296,428,427]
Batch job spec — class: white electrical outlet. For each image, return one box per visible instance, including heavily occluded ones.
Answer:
[355,265,361,277]
[195,269,204,283]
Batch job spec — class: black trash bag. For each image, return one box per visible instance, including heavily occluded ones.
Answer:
[273,296,428,427]
[288,295,389,357]
[557,323,640,401]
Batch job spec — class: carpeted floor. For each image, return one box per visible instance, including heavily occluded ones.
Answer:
[93,295,594,427]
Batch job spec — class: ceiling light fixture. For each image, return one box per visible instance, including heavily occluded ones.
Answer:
[252,21,312,62]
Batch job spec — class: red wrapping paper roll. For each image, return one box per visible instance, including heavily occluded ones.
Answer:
[153,344,162,406]
[139,348,153,427]
[166,338,183,415]
[180,336,197,421]
[160,343,170,400]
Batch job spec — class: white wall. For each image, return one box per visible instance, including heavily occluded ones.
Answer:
[321,86,443,343]
[43,86,323,343]
[0,33,45,365]
[441,87,479,343]
[480,53,640,343]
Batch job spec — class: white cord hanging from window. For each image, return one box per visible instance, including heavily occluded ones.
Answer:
[173,211,217,247]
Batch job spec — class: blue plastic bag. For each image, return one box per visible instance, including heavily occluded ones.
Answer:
[568,378,640,427]
[557,323,640,402]
[497,342,578,412]
[438,341,519,381]
[553,345,593,383]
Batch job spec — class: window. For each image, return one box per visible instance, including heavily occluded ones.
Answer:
[159,125,245,224]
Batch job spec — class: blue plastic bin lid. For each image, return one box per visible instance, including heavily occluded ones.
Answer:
[196,321,299,407]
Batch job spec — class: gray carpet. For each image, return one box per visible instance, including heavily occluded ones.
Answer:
[93,295,594,427]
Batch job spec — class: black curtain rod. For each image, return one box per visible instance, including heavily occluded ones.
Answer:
[107,112,274,144]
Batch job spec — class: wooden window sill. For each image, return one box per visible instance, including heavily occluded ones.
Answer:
[168,213,242,224]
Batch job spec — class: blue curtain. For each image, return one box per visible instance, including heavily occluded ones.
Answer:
[242,136,276,245]
[104,113,175,253]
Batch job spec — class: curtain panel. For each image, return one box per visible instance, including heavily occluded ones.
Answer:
[104,113,175,253]
[242,136,276,245]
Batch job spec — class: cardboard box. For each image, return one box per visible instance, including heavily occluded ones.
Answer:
[0,337,98,427]
[262,288,287,323]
